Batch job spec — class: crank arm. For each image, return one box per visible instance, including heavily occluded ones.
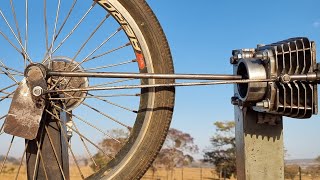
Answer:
[4,64,47,140]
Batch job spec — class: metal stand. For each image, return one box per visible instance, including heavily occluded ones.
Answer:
[234,106,284,180]
[26,107,70,180]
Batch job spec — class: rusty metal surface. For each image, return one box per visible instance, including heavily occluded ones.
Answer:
[26,108,70,180]
[4,79,45,140]
[49,58,89,111]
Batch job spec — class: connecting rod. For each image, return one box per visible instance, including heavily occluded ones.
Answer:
[48,71,242,80]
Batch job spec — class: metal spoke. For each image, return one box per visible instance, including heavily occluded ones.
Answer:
[50,2,97,58]
[73,121,98,167]
[15,141,29,180]
[55,14,110,72]
[73,27,122,69]
[0,9,32,63]
[30,121,50,180]
[48,26,122,89]
[44,125,67,180]
[0,96,12,99]
[0,119,5,133]
[34,141,50,180]
[52,103,120,142]
[0,69,18,84]
[0,60,19,83]
[25,0,29,67]
[91,78,135,88]
[48,0,61,59]
[0,136,15,174]
[0,115,6,121]
[0,63,23,74]
[9,0,23,44]
[49,109,84,179]
[0,30,28,59]
[60,102,98,168]
[44,0,49,52]
[84,59,136,71]
[81,101,130,129]
[32,124,44,180]
[83,42,131,63]
[0,91,15,102]
[65,14,110,70]
[0,84,17,93]
[42,0,78,63]
[0,90,13,95]
[0,72,23,77]
[64,84,137,113]
[86,92,137,113]
[55,0,78,41]
[46,109,113,158]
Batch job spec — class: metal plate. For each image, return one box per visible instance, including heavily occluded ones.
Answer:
[4,79,45,140]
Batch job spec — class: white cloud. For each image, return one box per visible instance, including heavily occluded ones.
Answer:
[313,21,320,28]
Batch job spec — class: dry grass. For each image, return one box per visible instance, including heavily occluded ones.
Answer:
[0,164,93,180]
[1,165,225,180]
[0,164,316,180]
[142,167,231,180]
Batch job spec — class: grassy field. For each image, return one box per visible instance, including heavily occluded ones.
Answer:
[0,164,229,180]
[0,164,315,180]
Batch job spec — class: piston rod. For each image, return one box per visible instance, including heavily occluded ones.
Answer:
[48,71,243,80]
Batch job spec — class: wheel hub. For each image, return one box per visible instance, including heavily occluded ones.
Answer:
[46,57,89,111]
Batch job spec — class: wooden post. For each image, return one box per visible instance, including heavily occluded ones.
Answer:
[181,167,183,180]
[234,106,284,180]
[299,166,302,180]
[26,107,70,180]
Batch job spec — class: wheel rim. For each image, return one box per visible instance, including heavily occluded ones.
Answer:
[0,0,158,179]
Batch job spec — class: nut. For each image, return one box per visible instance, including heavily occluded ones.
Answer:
[32,86,43,97]
[256,99,269,108]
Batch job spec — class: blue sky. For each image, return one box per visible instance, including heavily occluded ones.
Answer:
[0,0,319,161]
[147,0,320,159]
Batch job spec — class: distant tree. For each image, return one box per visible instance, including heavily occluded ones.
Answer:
[152,128,198,170]
[90,129,129,171]
[0,155,19,165]
[316,155,320,163]
[303,156,320,180]
[284,164,299,180]
[306,165,320,180]
[203,121,236,179]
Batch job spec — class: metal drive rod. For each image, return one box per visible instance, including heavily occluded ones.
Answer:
[46,79,275,93]
[48,71,243,80]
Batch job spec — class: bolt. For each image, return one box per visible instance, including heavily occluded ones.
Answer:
[230,57,237,64]
[280,74,291,84]
[256,99,269,108]
[32,86,43,97]
[231,96,238,105]
[231,96,243,106]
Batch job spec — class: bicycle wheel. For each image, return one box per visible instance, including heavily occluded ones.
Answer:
[0,0,174,179]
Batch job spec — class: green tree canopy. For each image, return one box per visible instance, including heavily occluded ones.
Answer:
[203,121,236,179]
[152,128,198,170]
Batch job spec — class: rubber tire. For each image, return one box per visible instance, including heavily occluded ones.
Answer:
[87,0,175,179]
